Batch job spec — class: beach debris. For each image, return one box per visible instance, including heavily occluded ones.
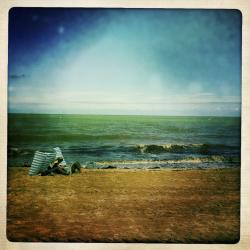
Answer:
[148,166,161,169]
[102,165,117,169]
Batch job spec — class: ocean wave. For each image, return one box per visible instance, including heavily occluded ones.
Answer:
[134,143,238,155]
[96,155,239,165]
[8,147,34,156]
[85,155,240,169]
[8,142,239,158]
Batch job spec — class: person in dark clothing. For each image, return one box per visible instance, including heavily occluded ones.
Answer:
[71,161,82,173]
[41,157,82,176]
[41,157,64,176]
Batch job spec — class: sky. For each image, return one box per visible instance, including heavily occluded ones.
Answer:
[8,8,242,116]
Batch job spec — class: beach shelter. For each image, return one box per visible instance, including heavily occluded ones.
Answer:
[53,147,71,174]
[29,151,56,176]
[53,147,67,166]
[29,147,70,176]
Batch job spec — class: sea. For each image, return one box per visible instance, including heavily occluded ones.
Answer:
[8,114,241,169]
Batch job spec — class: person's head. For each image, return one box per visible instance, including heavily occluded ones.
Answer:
[56,157,64,163]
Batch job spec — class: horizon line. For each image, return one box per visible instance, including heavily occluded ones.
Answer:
[8,112,241,118]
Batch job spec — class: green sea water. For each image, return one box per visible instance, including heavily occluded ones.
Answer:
[8,114,241,169]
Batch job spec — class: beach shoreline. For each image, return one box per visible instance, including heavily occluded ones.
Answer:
[7,167,240,243]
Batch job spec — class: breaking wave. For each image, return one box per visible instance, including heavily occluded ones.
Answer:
[85,155,240,169]
[134,143,238,155]
[8,143,240,169]
[8,147,34,156]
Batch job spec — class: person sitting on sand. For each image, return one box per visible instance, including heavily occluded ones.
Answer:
[41,157,82,176]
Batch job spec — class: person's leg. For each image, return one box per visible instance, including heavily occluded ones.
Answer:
[58,167,70,175]
[41,166,58,176]
[53,167,63,174]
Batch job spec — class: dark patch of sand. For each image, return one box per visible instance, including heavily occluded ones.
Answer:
[7,167,240,243]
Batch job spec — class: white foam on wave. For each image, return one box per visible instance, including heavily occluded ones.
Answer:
[85,155,240,169]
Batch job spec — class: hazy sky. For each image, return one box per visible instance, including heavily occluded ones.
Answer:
[8,8,242,116]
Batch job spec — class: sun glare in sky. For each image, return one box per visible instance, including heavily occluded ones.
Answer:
[8,8,242,116]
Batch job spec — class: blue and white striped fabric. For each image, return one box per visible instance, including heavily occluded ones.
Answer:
[53,147,71,174]
[29,151,56,176]
[53,147,67,166]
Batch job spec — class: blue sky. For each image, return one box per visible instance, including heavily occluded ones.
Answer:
[8,8,242,116]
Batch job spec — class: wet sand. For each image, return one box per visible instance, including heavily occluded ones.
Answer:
[7,167,240,243]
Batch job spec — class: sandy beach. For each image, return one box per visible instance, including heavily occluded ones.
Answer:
[7,167,240,243]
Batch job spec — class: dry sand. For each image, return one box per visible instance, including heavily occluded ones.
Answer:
[7,167,240,243]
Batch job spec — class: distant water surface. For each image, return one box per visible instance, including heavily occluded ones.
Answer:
[8,114,241,169]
